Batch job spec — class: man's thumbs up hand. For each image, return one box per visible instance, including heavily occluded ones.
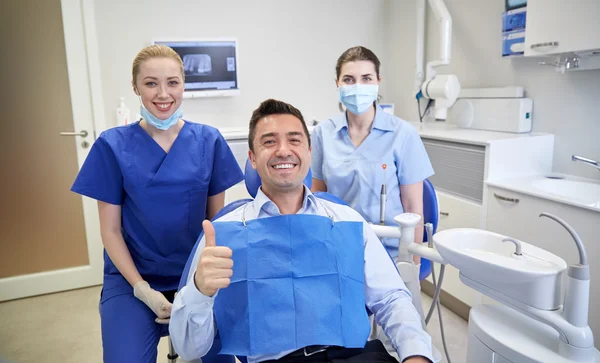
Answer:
[194,220,233,297]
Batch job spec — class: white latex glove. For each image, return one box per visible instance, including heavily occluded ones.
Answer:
[133,280,172,324]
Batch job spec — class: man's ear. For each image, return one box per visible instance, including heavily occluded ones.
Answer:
[248,150,257,170]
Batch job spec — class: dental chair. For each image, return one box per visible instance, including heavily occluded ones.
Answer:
[170,159,438,363]
[168,159,307,363]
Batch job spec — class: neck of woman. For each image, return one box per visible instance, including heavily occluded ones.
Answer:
[346,104,376,133]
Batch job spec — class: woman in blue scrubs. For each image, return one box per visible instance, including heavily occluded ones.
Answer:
[311,45,434,260]
[71,44,244,362]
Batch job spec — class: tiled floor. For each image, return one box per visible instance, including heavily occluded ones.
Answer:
[0,286,467,363]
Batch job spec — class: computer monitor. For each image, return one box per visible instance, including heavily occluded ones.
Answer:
[152,38,240,99]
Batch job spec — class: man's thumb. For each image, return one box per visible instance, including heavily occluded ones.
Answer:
[203,220,216,247]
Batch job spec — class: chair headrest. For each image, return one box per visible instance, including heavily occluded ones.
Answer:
[244,158,313,198]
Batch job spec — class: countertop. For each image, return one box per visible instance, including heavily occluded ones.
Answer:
[487,174,600,213]
[407,121,550,146]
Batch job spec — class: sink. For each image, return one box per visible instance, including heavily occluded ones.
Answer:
[433,228,567,310]
[532,178,600,208]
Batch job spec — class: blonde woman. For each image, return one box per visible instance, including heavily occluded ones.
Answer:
[71,44,243,362]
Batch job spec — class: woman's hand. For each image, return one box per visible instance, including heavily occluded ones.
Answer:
[133,280,173,324]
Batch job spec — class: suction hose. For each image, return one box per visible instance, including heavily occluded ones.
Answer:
[424,222,452,363]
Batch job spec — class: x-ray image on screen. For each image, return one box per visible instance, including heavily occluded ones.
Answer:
[153,39,239,97]
[183,54,213,76]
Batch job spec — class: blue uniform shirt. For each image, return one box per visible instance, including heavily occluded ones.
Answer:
[311,105,434,256]
[71,121,244,292]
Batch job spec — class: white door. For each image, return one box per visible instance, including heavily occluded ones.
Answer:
[0,0,104,301]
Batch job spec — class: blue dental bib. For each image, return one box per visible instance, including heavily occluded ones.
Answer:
[213,213,370,357]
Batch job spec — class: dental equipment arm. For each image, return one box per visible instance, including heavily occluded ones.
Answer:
[471,213,594,356]
[369,218,446,265]
[416,0,461,121]
[539,213,592,336]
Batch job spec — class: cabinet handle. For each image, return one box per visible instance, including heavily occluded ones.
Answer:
[530,41,559,49]
[440,212,449,216]
[494,193,519,203]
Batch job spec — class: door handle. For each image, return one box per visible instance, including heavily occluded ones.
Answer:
[60,130,88,137]
[440,212,449,216]
[494,193,519,203]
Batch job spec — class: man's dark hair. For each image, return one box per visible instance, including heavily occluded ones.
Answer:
[248,99,311,152]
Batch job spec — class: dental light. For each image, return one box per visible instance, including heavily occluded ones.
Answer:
[415,0,461,121]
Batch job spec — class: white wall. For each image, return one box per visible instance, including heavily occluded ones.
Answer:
[386,0,600,180]
[93,0,390,131]
[93,0,600,179]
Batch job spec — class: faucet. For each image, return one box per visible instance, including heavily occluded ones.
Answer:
[572,155,600,171]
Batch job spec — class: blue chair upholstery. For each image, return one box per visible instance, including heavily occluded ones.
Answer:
[419,179,438,280]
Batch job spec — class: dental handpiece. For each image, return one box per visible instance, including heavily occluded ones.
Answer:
[380,184,386,225]
[380,164,387,225]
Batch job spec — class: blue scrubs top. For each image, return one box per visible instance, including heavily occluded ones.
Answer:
[71,121,244,292]
[310,105,434,256]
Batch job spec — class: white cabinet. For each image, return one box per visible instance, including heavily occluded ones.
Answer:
[420,131,553,308]
[437,191,481,231]
[525,0,600,57]
[485,185,599,340]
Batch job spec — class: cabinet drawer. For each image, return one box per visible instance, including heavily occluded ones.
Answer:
[485,186,583,265]
[485,188,531,239]
[437,191,481,231]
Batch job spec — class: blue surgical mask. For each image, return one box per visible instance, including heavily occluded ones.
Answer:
[338,84,379,115]
[139,101,183,131]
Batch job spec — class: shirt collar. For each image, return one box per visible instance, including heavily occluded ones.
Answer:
[332,104,395,133]
[253,185,318,217]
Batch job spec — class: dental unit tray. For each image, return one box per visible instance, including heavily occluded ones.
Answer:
[433,228,566,310]
[381,211,599,362]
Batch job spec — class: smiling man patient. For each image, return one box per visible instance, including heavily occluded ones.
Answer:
[169,99,434,363]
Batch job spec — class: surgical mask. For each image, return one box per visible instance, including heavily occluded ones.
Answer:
[139,100,183,131]
[338,84,379,115]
